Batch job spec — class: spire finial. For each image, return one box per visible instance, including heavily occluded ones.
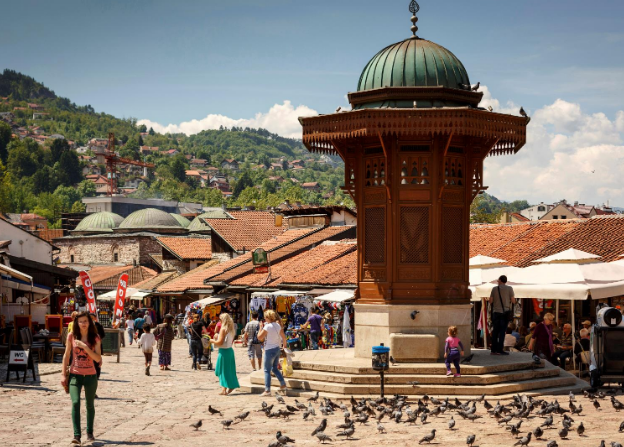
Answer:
[409,1,420,37]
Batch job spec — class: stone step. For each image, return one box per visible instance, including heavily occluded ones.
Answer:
[283,363,560,385]
[248,370,580,396]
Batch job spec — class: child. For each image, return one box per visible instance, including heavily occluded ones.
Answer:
[138,324,156,376]
[444,326,464,377]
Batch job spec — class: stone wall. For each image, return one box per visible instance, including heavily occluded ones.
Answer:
[56,235,161,266]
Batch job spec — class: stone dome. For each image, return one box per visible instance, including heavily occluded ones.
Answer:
[117,208,184,233]
[73,211,124,234]
[169,213,191,228]
[357,37,470,92]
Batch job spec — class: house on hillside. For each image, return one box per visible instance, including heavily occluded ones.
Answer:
[190,158,207,167]
[269,163,283,170]
[289,159,305,169]
[140,146,159,155]
[32,112,49,119]
[27,103,44,111]
[0,112,15,121]
[209,176,230,192]
[166,149,179,156]
[5,213,48,231]
[302,182,321,192]
[520,202,554,221]
[221,159,239,171]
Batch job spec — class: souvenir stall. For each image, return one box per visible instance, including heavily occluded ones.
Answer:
[248,290,306,322]
[188,293,243,335]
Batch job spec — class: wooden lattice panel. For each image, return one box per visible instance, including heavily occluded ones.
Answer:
[399,206,429,264]
[364,207,385,264]
[399,155,431,185]
[364,155,386,188]
[444,155,465,187]
[442,206,464,264]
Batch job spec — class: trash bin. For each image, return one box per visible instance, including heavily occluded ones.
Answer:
[372,344,390,371]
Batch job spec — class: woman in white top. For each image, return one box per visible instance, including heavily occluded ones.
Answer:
[125,316,135,346]
[210,313,240,395]
[257,310,288,397]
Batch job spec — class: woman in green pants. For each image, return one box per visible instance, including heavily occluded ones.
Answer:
[62,311,102,445]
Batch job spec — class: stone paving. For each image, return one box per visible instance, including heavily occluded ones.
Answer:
[1,339,623,446]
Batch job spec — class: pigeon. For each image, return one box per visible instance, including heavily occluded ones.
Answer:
[335,107,342,113]
[190,420,202,431]
[235,411,250,422]
[267,442,283,447]
[419,429,436,444]
[421,413,428,424]
[276,431,295,444]
[547,442,558,447]
[487,106,494,112]
[308,391,320,403]
[577,422,585,436]
[593,400,601,410]
[471,82,480,91]
[612,443,623,447]
[390,355,396,366]
[533,426,543,439]
[513,432,532,446]
[336,426,355,439]
[460,354,474,364]
[286,405,299,413]
[619,421,624,432]
[377,422,386,434]
[311,419,327,436]
[208,405,222,415]
[221,419,233,429]
[569,391,576,401]
[316,433,332,444]
[294,399,306,410]
[466,434,476,447]
[448,416,456,430]
[519,107,528,118]
[302,411,311,420]
[558,427,568,439]
[598,442,605,447]
[510,425,520,438]
[276,393,286,404]
[459,83,470,91]
[541,415,553,428]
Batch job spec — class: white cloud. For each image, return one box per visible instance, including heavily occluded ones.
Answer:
[481,87,624,207]
[138,100,318,139]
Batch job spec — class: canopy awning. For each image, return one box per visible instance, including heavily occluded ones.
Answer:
[191,293,236,308]
[97,288,148,301]
[270,290,306,297]
[313,290,355,303]
[0,263,33,283]
[1,278,50,295]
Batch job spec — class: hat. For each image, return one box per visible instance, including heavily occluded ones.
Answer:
[582,320,591,326]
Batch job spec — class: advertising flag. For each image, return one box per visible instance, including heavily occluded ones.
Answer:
[79,271,97,314]
[113,273,129,322]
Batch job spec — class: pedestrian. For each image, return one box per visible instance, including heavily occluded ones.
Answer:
[211,313,240,395]
[61,311,102,446]
[175,312,185,339]
[552,323,573,368]
[188,314,205,371]
[243,311,263,371]
[528,313,555,363]
[126,314,135,346]
[300,308,324,350]
[138,324,156,376]
[117,316,125,348]
[153,314,175,371]
[144,311,153,327]
[444,325,464,377]
[488,275,516,356]
[134,313,145,341]
[257,310,288,397]
[66,311,78,334]
[183,310,193,357]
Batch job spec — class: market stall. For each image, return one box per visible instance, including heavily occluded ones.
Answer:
[188,293,243,334]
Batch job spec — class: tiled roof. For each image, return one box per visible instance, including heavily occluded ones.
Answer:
[282,250,358,286]
[156,236,212,260]
[208,226,356,285]
[204,210,285,251]
[0,240,11,249]
[230,241,356,287]
[469,223,534,260]
[132,270,180,291]
[510,213,530,222]
[77,265,158,290]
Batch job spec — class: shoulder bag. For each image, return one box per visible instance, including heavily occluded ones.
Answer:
[498,286,514,322]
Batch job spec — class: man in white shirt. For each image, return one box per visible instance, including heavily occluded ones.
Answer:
[144,312,153,326]
[488,275,516,356]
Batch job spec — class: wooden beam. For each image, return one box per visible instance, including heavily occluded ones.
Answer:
[442,130,454,158]
[438,131,454,199]
[484,137,500,158]
[377,131,392,203]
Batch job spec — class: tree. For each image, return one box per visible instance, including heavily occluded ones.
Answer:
[232,171,253,199]
[470,195,500,224]
[77,180,96,198]
[57,151,82,186]
[50,138,70,164]
[54,185,82,210]
[138,135,144,146]
[0,161,14,213]
[138,124,147,133]
[262,178,276,194]
[236,186,261,207]
[170,155,186,182]
[71,200,86,212]
[148,127,155,136]
[282,160,289,171]
[0,121,11,164]
[7,140,38,178]
[120,137,140,160]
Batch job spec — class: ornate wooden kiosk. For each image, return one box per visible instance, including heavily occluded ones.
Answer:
[300,2,528,360]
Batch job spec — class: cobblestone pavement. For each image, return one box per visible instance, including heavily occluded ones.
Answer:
[1,339,624,446]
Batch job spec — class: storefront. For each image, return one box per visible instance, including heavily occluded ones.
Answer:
[188,293,244,335]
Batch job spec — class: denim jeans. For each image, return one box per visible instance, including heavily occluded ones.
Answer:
[127,328,134,345]
[190,339,203,369]
[552,349,572,367]
[309,331,321,350]
[186,330,192,355]
[263,347,285,391]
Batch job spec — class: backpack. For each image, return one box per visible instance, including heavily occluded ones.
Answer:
[250,321,261,345]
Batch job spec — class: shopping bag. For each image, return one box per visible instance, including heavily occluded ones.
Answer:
[281,357,293,377]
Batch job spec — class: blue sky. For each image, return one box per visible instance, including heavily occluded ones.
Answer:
[2,0,624,205]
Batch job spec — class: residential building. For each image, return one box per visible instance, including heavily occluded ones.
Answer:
[302,182,321,192]
[221,159,239,171]
[499,211,530,224]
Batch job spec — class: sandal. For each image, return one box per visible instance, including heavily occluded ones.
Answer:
[260,391,271,397]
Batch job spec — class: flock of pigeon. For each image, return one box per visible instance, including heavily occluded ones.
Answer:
[189,389,624,446]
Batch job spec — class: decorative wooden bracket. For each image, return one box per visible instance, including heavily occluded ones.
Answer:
[377,131,392,203]
[438,131,454,199]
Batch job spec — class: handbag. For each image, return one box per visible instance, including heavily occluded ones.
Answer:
[497,286,514,322]
[579,342,591,364]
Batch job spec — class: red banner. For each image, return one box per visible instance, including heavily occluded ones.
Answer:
[79,271,97,315]
[113,273,129,322]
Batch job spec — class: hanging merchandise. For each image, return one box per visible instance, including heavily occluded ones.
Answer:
[343,304,352,348]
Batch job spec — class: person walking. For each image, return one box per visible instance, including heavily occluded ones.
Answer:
[189,314,205,371]
[126,314,135,346]
[117,316,126,348]
[61,311,102,445]
[138,325,156,376]
[444,325,464,377]
[211,313,240,395]
[153,314,175,371]
[257,310,288,397]
[144,312,153,327]
[300,308,323,350]
[134,313,145,342]
[243,311,263,371]
[488,275,516,356]
[528,313,555,363]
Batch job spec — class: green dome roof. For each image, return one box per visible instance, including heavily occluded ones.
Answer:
[357,37,470,92]
[169,213,191,228]
[118,208,183,231]
[73,212,124,234]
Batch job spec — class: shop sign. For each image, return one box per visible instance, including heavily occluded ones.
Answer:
[79,271,97,314]
[253,266,269,274]
[9,348,29,365]
[113,273,129,321]
[252,248,269,266]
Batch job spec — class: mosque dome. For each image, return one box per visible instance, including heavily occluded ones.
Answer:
[117,208,185,233]
[188,209,231,233]
[73,212,124,234]
[169,213,191,228]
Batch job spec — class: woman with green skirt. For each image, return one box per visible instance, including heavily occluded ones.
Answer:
[211,313,239,394]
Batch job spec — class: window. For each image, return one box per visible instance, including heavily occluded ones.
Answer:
[537,206,546,212]
[561,216,567,219]
[553,216,559,219]
[113,253,119,262]
[70,255,75,263]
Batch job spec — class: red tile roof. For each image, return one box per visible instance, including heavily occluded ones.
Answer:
[156,237,212,260]
[204,211,286,252]
[469,223,534,260]
[510,212,530,222]
[77,265,157,290]
[132,270,180,291]
[282,250,358,286]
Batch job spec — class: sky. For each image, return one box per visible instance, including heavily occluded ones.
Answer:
[2,0,624,206]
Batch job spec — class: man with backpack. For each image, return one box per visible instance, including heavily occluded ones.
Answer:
[243,311,262,371]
